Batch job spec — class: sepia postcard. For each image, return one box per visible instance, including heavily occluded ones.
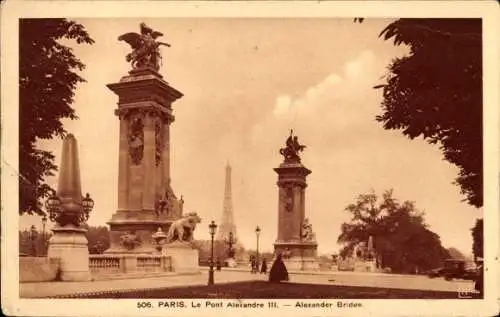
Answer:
[1,1,499,316]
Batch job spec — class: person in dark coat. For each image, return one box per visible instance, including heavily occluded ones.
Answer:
[269,253,289,282]
[250,256,256,274]
[216,258,222,271]
[260,258,268,274]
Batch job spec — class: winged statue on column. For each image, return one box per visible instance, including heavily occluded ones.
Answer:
[118,23,171,71]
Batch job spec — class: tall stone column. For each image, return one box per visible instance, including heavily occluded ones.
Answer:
[300,187,306,225]
[273,131,318,271]
[142,111,156,211]
[292,185,302,241]
[277,187,285,241]
[117,115,129,211]
[162,118,172,190]
[106,67,183,254]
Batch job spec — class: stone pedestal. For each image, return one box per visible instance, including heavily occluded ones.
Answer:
[274,241,319,271]
[106,68,184,254]
[47,226,90,281]
[163,242,200,273]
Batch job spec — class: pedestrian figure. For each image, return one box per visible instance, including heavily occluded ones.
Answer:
[260,258,268,274]
[250,256,257,274]
[269,253,289,283]
[216,258,222,271]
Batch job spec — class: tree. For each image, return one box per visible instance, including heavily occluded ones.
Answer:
[19,19,94,215]
[338,189,449,273]
[193,240,226,264]
[471,218,483,261]
[446,247,467,260]
[357,19,482,207]
[19,228,52,256]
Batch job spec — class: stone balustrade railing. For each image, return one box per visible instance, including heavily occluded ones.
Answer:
[89,254,172,274]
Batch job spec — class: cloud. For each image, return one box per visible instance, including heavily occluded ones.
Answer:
[271,50,375,122]
[273,95,292,117]
[262,50,381,152]
[345,50,376,78]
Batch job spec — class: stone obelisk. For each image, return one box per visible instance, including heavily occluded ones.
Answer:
[105,23,185,254]
[273,130,319,271]
[47,134,91,281]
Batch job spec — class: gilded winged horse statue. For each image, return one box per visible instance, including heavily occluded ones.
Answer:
[118,23,171,71]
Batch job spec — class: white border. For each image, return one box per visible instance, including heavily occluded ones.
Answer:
[2,1,499,316]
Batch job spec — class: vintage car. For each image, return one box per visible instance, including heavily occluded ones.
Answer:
[428,259,478,280]
[427,267,445,278]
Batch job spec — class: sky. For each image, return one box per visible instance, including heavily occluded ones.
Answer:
[21,18,483,256]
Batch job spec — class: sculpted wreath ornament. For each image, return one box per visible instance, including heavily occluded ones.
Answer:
[120,231,142,250]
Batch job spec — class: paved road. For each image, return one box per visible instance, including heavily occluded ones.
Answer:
[289,272,474,292]
[208,267,475,292]
[20,271,264,298]
[20,269,474,298]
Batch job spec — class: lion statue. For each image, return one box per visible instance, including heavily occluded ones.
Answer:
[166,212,202,243]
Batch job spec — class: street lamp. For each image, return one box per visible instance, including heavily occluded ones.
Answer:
[45,192,61,223]
[46,191,94,226]
[255,226,261,266]
[42,215,47,255]
[208,220,217,285]
[29,225,38,257]
[81,193,95,223]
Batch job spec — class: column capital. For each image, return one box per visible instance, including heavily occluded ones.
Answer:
[115,106,174,125]
[277,179,308,188]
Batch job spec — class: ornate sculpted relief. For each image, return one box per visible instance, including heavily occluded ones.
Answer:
[120,231,142,250]
[300,218,316,242]
[155,121,163,166]
[285,186,294,212]
[129,116,144,165]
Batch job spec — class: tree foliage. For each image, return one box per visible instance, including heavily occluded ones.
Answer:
[19,19,94,215]
[471,218,483,261]
[19,228,52,256]
[19,225,110,255]
[338,190,450,273]
[374,19,482,207]
[446,247,467,260]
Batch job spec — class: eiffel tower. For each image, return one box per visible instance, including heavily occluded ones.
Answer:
[217,162,238,242]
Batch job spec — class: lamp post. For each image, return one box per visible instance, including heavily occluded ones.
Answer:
[208,220,217,285]
[255,226,261,266]
[42,134,95,281]
[45,191,61,221]
[81,193,95,222]
[41,215,47,255]
[29,225,38,257]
